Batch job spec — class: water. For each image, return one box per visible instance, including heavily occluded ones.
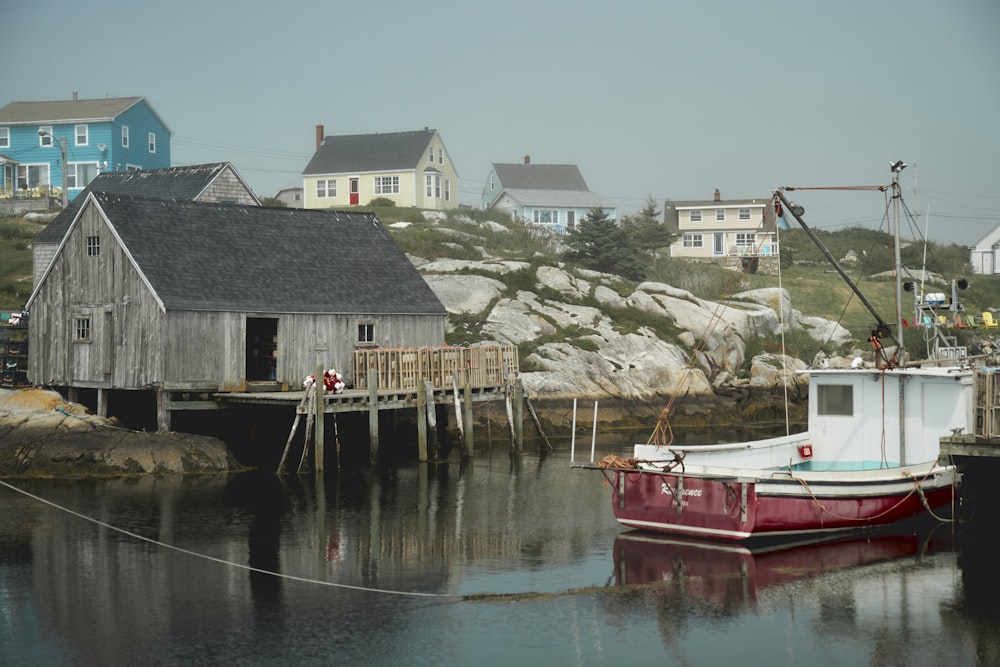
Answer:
[1,445,996,666]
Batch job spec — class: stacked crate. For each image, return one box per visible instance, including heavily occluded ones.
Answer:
[973,368,1000,438]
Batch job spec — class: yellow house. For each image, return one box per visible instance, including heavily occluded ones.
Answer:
[666,189,776,261]
[302,125,459,211]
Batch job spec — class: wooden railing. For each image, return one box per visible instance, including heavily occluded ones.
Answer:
[353,345,519,391]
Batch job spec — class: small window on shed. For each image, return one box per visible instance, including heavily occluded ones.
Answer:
[86,236,101,257]
[74,317,92,342]
[817,384,853,416]
[358,322,374,344]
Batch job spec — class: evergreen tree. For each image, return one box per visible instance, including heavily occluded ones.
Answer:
[563,207,646,280]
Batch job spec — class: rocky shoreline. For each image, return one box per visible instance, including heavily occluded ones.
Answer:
[0,388,239,478]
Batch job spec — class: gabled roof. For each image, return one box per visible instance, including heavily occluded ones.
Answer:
[32,193,447,316]
[0,96,171,133]
[500,188,613,209]
[492,163,589,191]
[34,163,259,244]
[304,129,437,175]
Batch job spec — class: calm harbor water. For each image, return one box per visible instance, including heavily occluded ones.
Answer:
[1,440,997,666]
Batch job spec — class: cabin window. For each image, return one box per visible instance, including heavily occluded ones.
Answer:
[682,233,703,248]
[716,209,725,221]
[317,179,336,198]
[74,317,92,342]
[689,209,702,222]
[739,207,751,221]
[122,126,129,148]
[817,384,853,416]
[0,128,8,149]
[374,176,399,195]
[148,132,156,153]
[358,322,374,344]
[75,124,88,146]
[86,235,101,257]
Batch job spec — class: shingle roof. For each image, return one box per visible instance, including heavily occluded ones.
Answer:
[0,96,164,127]
[492,163,589,191]
[500,188,612,208]
[68,193,447,315]
[34,163,246,244]
[303,129,436,175]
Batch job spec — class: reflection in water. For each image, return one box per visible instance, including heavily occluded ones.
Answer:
[1,454,998,665]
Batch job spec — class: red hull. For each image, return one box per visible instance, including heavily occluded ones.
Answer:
[610,467,957,540]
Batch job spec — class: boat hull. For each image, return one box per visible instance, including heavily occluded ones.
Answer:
[609,464,959,540]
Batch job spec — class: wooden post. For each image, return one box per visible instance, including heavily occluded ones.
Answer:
[425,380,438,460]
[451,371,465,446]
[278,387,311,474]
[463,372,473,460]
[156,390,170,433]
[416,379,428,461]
[514,377,524,450]
[368,367,379,465]
[315,364,325,473]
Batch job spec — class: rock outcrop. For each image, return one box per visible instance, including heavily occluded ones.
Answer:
[0,388,238,477]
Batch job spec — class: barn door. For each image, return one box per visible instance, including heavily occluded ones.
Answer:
[71,306,113,384]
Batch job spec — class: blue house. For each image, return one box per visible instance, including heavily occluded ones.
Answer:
[0,95,171,205]
[480,156,616,233]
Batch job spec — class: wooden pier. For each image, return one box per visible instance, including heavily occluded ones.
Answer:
[162,345,523,468]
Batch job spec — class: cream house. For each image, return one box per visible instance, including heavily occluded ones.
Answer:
[302,125,459,211]
[666,190,776,264]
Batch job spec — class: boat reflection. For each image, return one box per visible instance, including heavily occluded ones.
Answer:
[612,521,955,606]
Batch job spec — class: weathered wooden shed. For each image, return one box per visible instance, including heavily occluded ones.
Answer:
[24,192,447,425]
[32,162,260,285]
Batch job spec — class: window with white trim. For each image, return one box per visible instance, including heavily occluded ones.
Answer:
[438,149,443,165]
[716,209,725,221]
[122,125,129,148]
[148,132,156,153]
[739,208,751,221]
[445,179,451,202]
[358,322,374,343]
[736,232,755,247]
[689,209,702,222]
[0,127,8,148]
[17,164,48,189]
[316,179,336,198]
[39,126,53,147]
[67,163,99,189]
[533,209,558,225]
[374,176,399,195]
[75,124,88,146]
[429,147,434,162]
[425,174,441,198]
[682,233,703,248]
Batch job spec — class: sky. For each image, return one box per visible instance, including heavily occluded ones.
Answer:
[4,0,999,245]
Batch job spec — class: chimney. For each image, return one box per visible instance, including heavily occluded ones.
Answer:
[714,188,721,201]
[524,155,530,165]
[315,124,325,149]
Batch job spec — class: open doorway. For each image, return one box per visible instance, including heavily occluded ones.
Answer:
[246,317,278,382]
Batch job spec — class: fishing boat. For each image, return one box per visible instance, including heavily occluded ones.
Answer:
[586,164,970,541]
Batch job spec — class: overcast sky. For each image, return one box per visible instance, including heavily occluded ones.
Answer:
[5,0,998,244]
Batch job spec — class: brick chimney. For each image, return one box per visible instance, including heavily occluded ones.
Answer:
[714,188,721,201]
[524,155,530,165]
[315,124,325,149]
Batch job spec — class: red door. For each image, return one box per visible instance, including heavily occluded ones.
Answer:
[349,177,359,205]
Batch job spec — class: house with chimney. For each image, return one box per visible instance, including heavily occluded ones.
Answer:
[302,125,459,210]
[480,156,616,232]
[665,189,776,269]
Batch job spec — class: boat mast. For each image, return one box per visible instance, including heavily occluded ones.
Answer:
[890,160,907,353]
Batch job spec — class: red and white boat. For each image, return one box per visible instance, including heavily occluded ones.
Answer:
[598,364,967,540]
[587,168,968,541]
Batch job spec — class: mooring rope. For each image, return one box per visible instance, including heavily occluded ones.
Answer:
[0,478,458,599]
